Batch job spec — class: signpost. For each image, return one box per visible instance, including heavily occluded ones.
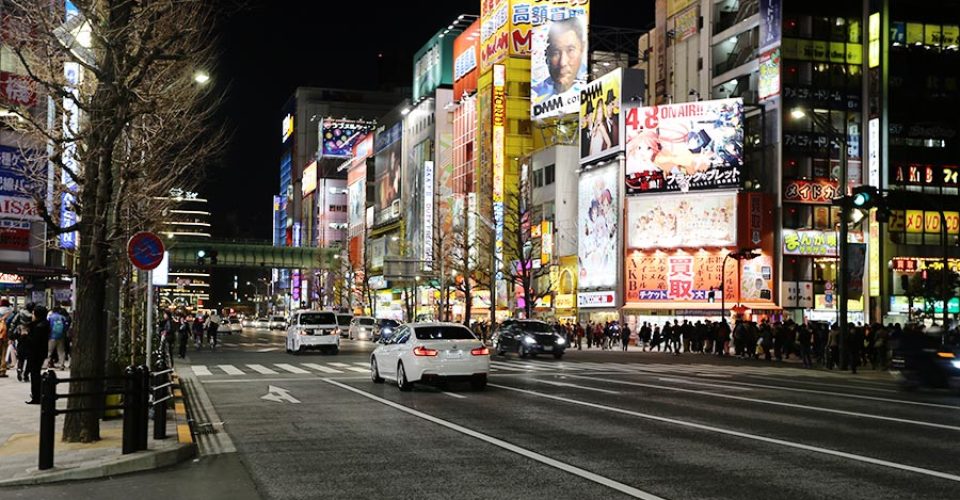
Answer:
[127,232,165,369]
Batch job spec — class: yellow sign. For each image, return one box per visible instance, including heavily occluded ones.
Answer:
[900,210,960,234]
[282,113,294,143]
[869,209,880,297]
[555,294,575,310]
[869,12,880,68]
[666,0,696,17]
[301,161,317,196]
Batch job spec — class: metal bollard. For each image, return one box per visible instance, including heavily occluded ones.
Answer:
[38,370,58,470]
[137,365,150,450]
[153,363,168,440]
[122,366,138,454]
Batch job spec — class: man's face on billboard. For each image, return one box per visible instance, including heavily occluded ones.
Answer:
[547,26,584,93]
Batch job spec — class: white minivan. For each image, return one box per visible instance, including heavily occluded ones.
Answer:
[286,310,340,355]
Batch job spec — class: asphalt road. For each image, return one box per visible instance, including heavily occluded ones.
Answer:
[16,327,960,499]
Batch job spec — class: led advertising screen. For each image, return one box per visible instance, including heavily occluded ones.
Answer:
[579,69,621,163]
[577,161,618,290]
[626,192,737,249]
[530,2,589,120]
[373,122,402,225]
[320,119,374,159]
[624,98,743,194]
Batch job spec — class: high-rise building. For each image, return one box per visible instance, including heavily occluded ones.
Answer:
[156,189,212,309]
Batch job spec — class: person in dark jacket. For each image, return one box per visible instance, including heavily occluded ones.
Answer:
[25,305,50,404]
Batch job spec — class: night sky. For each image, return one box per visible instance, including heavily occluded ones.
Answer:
[203,1,653,303]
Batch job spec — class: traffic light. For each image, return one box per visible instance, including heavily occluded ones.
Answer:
[851,185,879,209]
[196,249,206,265]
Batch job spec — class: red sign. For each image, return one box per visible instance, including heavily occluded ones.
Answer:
[0,225,29,251]
[0,72,36,108]
[453,20,480,100]
[127,231,165,271]
[783,178,839,204]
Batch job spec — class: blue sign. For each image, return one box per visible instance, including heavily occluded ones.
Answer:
[759,0,782,50]
[0,145,30,198]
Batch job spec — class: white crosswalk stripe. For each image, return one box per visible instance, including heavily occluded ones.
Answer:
[219,364,244,375]
[302,363,343,374]
[246,364,278,374]
[489,361,534,371]
[274,363,310,374]
[192,365,212,376]
[327,362,352,368]
[343,366,369,373]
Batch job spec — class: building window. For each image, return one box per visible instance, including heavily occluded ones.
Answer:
[544,164,555,185]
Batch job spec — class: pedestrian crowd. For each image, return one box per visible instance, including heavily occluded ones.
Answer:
[157,309,224,363]
[0,300,73,405]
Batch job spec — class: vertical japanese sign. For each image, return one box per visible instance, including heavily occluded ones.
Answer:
[423,160,435,270]
[60,62,81,249]
[492,65,506,300]
[869,210,880,297]
[759,0,782,51]
[0,146,39,220]
[480,0,509,73]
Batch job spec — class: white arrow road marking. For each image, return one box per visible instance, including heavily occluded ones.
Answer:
[261,385,301,404]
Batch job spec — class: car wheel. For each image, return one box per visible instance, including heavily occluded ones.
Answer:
[371,358,384,383]
[518,345,529,359]
[553,352,564,359]
[470,374,487,391]
[495,342,506,357]
[397,362,413,392]
[330,346,339,355]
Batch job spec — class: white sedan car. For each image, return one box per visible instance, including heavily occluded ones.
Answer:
[370,322,489,391]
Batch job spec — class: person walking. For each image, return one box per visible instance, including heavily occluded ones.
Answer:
[44,307,68,370]
[0,299,12,377]
[575,322,583,350]
[826,323,840,369]
[621,323,631,352]
[178,314,190,359]
[25,305,50,405]
[670,320,682,355]
[798,322,813,368]
[193,315,205,349]
[14,303,35,382]
[846,323,863,374]
[205,310,222,351]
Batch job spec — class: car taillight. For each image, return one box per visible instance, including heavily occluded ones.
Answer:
[471,346,490,356]
[413,346,439,357]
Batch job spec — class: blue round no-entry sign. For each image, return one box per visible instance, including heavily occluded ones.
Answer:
[127,231,165,271]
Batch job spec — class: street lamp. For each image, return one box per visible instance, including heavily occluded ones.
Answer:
[721,249,761,323]
[193,71,210,85]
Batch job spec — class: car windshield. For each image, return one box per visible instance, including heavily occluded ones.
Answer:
[272,316,285,322]
[336,315,352,326]
[358,318,376,326]
[228,318,239,324]
[414,326,477,340]
[380,319,399,328]
[301,313,336,325]
[516,321,555,333]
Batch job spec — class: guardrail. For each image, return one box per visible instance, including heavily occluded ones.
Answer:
[38,358,175,471]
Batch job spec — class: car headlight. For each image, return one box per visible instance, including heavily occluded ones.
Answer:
[523,336,537,345]
[951,360,960,370]
[556,336,566,345]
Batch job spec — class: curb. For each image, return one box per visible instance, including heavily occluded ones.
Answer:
[0,367,198,488]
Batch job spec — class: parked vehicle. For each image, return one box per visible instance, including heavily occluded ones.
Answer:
[285,310,340,355]
[371,322,489,391]
[493,319,567,359]
[349,316,377,340]
[228,316,242,333]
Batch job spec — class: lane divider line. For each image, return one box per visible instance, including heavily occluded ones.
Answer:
[322,378,664,500]
[564,374,960,432]
[489,383,960,484]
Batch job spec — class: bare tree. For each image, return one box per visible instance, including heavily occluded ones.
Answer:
[448,199,490,326]
[503,176,553,319]
[4,0,224,442]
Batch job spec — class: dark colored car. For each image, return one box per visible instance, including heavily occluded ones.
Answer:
[494,320,567,359]
[376,319,401,342]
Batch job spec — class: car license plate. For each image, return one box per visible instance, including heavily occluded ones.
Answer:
[543,346,553,352]
[447,350,462,358]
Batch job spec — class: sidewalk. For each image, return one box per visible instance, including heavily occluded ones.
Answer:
[0,367,196,487]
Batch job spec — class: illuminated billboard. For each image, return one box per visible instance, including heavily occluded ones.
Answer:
[320,119,374,159]
[373,122,402,225]
[301,161,317,196]
[577,160,618,290]
[625,250,774,304]
[282,113,293,143]
[530,2,589,120]
[579,69,621,163]
[453,20,480,100]
[626,192,738,249]
[624,98,744,193]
